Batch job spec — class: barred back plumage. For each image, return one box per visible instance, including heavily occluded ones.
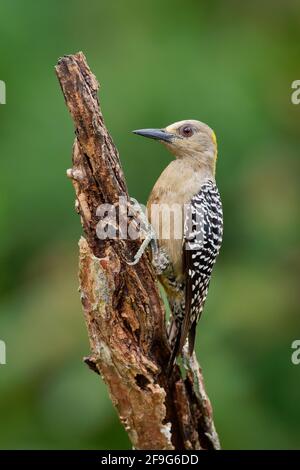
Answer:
[179,180,223,353]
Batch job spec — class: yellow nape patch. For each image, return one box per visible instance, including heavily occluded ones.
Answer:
[211,130,217,145]
[211,130,218,165]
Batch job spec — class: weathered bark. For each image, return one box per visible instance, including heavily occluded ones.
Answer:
[55,51,220,450]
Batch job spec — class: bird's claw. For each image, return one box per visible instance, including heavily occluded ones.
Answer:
[126,197,157,265]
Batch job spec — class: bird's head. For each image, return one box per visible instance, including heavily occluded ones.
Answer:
[133,119,217,172]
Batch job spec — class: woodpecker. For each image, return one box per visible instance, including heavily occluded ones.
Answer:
[131,120,223,367]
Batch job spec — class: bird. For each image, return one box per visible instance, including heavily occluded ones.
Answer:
[131,120,223,369]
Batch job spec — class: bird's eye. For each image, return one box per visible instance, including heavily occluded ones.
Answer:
[180,126,194,137]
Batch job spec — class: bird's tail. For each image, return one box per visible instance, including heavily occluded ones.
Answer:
[167,318,180,374]
[167,317,197,375]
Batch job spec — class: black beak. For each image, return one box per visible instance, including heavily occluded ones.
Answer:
[132,128,174,143]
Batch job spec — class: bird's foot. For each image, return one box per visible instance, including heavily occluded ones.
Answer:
[126,198,157,266]
[126,198,171,271]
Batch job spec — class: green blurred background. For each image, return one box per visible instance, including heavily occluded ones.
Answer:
[0,0,299,450]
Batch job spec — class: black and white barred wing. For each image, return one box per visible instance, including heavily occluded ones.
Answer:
[180,180,223,354]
